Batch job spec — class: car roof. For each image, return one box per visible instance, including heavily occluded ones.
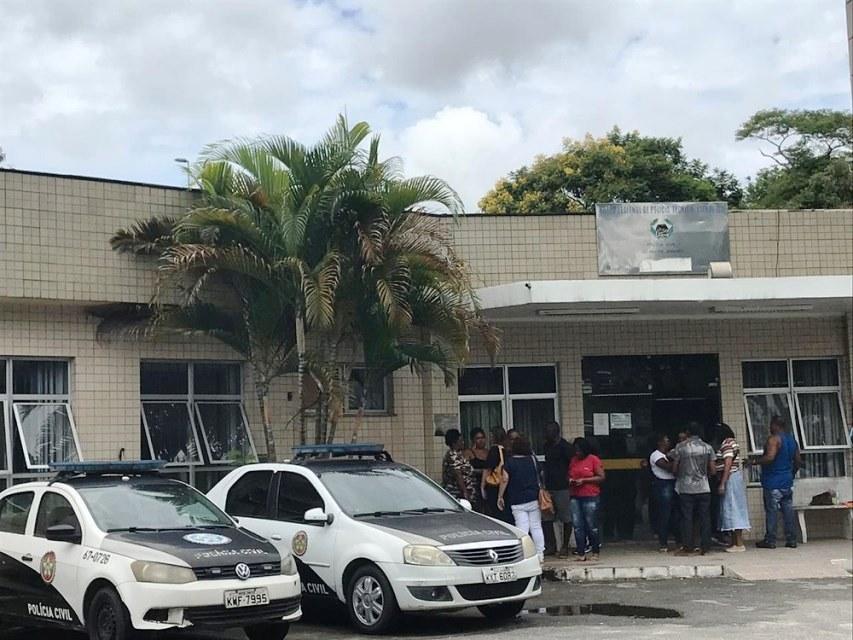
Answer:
[58,474,189,489]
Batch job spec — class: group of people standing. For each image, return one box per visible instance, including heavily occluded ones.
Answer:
[442,422,606,563]
[649,415,801,555]
[444,413,802,562]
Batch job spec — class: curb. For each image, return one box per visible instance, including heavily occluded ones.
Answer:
[544,564,727,582]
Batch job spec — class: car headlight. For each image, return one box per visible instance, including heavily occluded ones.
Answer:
[403,545,454,567]
[281,554,299,576]
[521,535,537,559]
[131,560,196,584]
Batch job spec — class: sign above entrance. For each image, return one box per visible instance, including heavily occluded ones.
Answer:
[595,202,730,275]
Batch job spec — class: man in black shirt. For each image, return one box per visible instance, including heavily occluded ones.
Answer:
[543,421,574,557]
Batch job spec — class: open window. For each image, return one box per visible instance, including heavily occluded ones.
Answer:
[194,402,258,465]
[140,361,257,466]
[8,360,81,472]
[742,358,849,479]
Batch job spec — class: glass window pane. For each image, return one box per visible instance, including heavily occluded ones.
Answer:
[226,470,273,517]
[0,404,7,472]
[458,368,504,396]
[276,472,325,523]
[0,362,6,393]
[13,403,80,469]
[142,402,200,464]
[583,356,653,395]
[348,370,387,412]
[195,402,257,464]
[34,492,79,537]
[140,362,188,395]
[792,360,839,388]
[508,366,556,395]
[194,363,241,395]
[796,392,847,447]
[511,398,556,455]
[742,361,788,389]
[799,452,846,478]
[12,361,69,395]
[744,393,792,451]
[0,492,34,534]
[460,401,503,444]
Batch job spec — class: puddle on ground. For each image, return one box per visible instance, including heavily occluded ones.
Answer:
[523,604,682,619]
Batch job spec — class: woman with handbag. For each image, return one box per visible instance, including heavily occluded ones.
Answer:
[497,435,546,562]
[482,427,513,523]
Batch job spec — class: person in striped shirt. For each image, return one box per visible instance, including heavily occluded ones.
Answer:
[714,423,750,552]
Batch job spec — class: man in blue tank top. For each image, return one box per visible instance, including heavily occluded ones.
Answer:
[754,415,802,549]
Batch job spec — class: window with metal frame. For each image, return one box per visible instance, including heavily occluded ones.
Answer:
[458,365,558,454]
[346,368,392,413]
[140,361,257,466]
[2,359,82,473]
[742,358,849,479]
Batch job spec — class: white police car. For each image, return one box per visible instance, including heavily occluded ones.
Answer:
[0,461,301,640]
[207,444,542,634]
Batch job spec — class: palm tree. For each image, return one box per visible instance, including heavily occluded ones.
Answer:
[100,116,499,457]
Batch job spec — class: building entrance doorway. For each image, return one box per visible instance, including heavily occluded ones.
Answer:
[582,355,721,541]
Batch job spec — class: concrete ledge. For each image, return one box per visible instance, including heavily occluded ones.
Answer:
[544,563,725,583]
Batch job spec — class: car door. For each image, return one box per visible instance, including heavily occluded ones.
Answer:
[273,470,339,600]
[224,469,276,535]
[0,490,37,620]
[26,490,82,627]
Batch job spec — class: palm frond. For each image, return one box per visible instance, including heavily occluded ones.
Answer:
[111,217,178,254]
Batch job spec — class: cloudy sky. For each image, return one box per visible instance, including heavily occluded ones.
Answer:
[1,0,849,211]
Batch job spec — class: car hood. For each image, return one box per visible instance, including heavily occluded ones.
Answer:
[360,511,519,546]
[102,526,279,568]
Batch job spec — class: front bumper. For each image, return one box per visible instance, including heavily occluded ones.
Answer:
[380,556,542,612]
[117,573,302,631]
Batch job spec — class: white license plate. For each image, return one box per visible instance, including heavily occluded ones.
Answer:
[482,565,517,584]
[224,587,269,609]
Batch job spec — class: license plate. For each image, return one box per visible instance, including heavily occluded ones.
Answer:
[482,565,517,584]
[224,587,269,609]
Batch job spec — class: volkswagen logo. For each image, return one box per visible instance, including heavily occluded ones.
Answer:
[235,563,251,581]
[487,549,499,563]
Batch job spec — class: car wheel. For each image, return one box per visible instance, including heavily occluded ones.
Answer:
[87,586,134,640]
[477,600,526,621]
[244,622,290,640]
[346,565,399,634]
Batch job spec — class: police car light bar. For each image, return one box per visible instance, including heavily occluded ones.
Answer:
[50,460,167,476]
[292,443,392,461]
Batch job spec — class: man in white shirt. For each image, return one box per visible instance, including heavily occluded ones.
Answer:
[649,434,679,552]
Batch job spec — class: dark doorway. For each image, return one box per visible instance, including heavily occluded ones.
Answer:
[581,355,721,541]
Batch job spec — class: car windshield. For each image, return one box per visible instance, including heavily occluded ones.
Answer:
[318,466,463,517]
[75,481,232,532]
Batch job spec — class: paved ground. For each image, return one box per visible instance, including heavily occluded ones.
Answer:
[8,577,852,640]
[544,538,853,581]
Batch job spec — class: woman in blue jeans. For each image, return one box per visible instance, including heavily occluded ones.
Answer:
[649,434,679,551]
[568,438,605,561]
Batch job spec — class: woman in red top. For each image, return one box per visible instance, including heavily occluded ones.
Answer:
[568,437,606,561]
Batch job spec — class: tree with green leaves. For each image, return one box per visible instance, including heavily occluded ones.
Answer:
[99,116,497,458]
[478,127,739,213]
[737,108,852,209]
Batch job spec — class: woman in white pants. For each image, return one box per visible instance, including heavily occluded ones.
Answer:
[497,435,545,561]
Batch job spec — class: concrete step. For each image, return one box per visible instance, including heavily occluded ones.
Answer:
[544,563,726,582]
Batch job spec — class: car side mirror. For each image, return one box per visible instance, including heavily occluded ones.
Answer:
[304,508,333,525]
[46,523,81,544]
[458,499,473,511]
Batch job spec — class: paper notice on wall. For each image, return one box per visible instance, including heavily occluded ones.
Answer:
[593,413,610,436]
[610,412,632,430]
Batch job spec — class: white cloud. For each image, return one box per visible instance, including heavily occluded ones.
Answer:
[0,0,849,210]
[394,107,524,211]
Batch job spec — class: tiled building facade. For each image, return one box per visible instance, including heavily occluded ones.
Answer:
[1,169,851,541]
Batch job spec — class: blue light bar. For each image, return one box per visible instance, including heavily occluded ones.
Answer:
[50,460,167,475]
[292,443,386,458]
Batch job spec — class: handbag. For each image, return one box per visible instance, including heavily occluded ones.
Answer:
[484,446,504,487]
[532,455,555,516]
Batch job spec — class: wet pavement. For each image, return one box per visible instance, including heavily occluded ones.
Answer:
[6,577,852,639]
